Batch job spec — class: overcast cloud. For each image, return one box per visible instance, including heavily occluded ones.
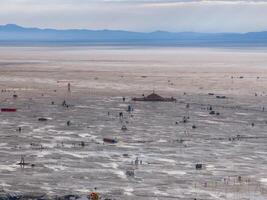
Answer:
[0,0,266,32]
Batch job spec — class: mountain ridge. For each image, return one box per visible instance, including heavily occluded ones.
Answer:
[0,24,267,45]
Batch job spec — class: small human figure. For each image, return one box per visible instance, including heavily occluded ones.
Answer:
[183,116,187,123]
[81,141,85,147]
[135,157,139,166]
[127,105,131,113]
[68,83,71,92]
[20,155,25,165]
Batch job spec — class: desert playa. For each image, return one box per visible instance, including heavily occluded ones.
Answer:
[0,46,267,200]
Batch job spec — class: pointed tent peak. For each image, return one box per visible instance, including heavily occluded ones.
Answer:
[132,91,176,102]
[146,92,164,100]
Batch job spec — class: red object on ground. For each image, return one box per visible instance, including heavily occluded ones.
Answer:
[103,138,118,144]
[1,108,17,112]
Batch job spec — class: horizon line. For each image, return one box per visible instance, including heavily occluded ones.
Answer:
[1,23,267,35]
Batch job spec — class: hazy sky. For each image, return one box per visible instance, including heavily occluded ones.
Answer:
[0,0,267,33]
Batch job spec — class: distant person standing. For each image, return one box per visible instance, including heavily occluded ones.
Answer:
[127,105,132,113]
[135,157,139,166]
[68,83,71,92]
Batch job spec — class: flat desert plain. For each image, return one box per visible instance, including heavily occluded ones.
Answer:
[0,46,267,200]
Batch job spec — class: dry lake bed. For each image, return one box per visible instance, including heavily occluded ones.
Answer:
[0,46,267,200]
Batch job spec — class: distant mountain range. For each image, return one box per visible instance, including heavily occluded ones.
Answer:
[1,24,267,46]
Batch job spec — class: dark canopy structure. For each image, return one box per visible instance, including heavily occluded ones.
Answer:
[132,92,176,102]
